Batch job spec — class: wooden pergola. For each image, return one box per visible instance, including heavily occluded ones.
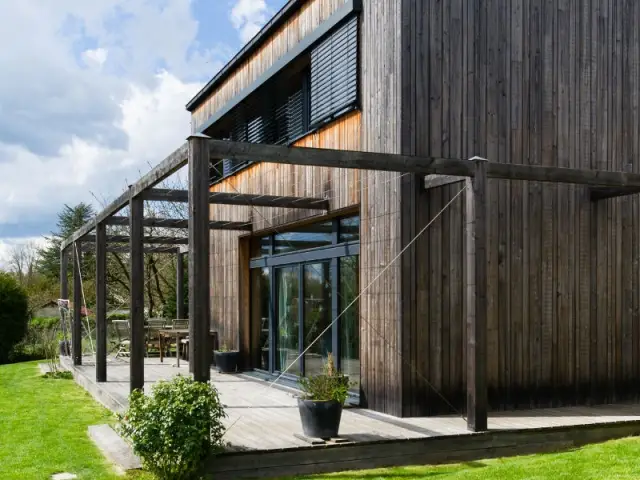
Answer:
[60,134,640,432]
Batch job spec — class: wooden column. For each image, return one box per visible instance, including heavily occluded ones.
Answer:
[130,194,145,391]
[95,222,107,382]
[60,249,69,299]
[188,134,211,382]
[465,159,488,432]
[72,243,83,366]
[59,248,69,350]
[176,251,186,320]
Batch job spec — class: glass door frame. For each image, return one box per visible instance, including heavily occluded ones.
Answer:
[250,217,359,379]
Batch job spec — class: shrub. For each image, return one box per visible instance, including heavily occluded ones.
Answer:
[298,353,353,404]
[0,274,29,364]
[9,316,61,363]
[30,316,60,330]
[118,376,227,480]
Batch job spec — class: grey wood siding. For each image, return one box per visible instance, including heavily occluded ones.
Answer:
[400,0,640,416]
[359,0,403,416]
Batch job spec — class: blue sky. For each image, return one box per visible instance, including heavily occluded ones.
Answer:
[0,0,286,265]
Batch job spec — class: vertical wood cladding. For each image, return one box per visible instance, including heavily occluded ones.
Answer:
[401,0,640,415]
[209,112,361,351]
[191,0,349,132]
[360,0,403,416]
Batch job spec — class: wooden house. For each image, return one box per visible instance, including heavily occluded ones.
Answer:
[184,0,640,420]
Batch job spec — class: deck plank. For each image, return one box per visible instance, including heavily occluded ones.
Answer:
[63,355,640,455]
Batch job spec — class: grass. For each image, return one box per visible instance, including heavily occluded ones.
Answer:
[0,361,153,480]
[3,360,640,480]
[281,436,640,480]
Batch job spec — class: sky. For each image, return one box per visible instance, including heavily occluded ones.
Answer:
[0,0,287,268]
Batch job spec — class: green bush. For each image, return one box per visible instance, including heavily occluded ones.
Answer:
[0,274,29,364]
[30,316,60,330]
[299,353,353,404]
[118,376,226,480]
[9,316,61,363]
[107,313,129,321]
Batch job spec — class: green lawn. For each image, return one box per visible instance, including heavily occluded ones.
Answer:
[0,361,153,480]
[284,436,640,480]
[3,361,640,480]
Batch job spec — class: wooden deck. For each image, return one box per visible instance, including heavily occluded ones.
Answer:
[62,356,640,479]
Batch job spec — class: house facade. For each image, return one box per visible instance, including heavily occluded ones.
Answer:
[186,0,640,418]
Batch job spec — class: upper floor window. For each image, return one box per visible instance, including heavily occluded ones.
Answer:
[210,15,360,183]
[310,16,358,127]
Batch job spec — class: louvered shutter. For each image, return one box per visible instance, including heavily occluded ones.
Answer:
[310,16,358,126]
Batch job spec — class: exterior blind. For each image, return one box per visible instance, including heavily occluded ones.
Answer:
[310,16,358,127]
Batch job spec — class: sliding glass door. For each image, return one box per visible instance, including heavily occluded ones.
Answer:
[275,266,300,375]
[303,261,332,376]
[250,215,360,390]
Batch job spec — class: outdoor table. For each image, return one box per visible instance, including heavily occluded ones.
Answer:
[158,329,218,367]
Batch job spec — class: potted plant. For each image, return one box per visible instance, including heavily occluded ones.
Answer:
[213,343,239,373]
[297,353,352,439]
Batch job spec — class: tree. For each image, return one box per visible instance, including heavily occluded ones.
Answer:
[8,241,39,287]
[0,273,29,364]
[37,203,96,280]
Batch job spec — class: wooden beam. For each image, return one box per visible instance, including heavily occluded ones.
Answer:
[590,186,640,201]
[84,235,189,245]
[60,142,188,250]
[95,222,107,382]
[176,252,186,320]
[72,243,83,366]
[81,245,179,254]
[189,135,212,382]
[465,160,488,432]
[143,189,329,210]
[129,194,145,392]
[208,138,640,187]
[424,175,466,190]
[104,216,252,230]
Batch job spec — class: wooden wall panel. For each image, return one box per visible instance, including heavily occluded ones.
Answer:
[209,112,361,351]
[359,0,403,416]
[191,0,348,131]
[401,0,640,416]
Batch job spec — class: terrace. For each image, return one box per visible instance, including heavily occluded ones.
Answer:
[61,354,640,479]
[57,136,640,477]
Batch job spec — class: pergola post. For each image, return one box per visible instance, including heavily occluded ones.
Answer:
[72,243,83,366]
[60,248,69,349]
[130,194,145,391]
[188,134,211,382]
[465,159,488,432]
[176,251,186,320]
[95,222,107,382]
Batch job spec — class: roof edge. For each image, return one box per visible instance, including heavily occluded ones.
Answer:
[186,0,306,112]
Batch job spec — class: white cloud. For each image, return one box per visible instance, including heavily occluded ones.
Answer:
[0,71,201,225]
[82,47,109,68]
[0,0,231,244]
[0,237,49,271]
[230,0,269,43]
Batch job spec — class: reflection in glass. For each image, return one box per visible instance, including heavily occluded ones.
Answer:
[340,256,360,392]
[303,262,332,376]
[251,236,271,258]
[274,221,333,254]
[251,268,270,370]
[276,266,300,374]
[339,216,360,243]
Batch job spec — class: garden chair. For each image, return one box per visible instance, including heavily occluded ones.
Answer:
[146,318,166,357]
[112,320,131,359]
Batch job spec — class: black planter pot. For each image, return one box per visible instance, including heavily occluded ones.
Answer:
[297,398,343,439]
[214,351,239,373]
